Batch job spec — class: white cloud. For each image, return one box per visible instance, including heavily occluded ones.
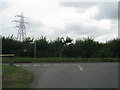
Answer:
[1,0,118,42]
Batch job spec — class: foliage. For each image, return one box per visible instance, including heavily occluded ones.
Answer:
[2,35,120,58]
[74,37,100,58]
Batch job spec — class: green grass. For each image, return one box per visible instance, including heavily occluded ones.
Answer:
[2,65,34,88]
[2,57,119,63]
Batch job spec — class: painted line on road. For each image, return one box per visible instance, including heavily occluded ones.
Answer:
[22,65,29,66]
[32,64,38,66]
[14,64,56,67]
[24,65,30,66]
[22,65,25,66]
[37,65,41,66]
[15,64,20,66]
[78,64,83,71]
[42,64,50,66]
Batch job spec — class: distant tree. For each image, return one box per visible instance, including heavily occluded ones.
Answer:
[62,36,73,45]
[35,36,49,57]
[75,37,100,58]
[22,37,34,57]
[96,43,111,58]
[2,35,119,58]
[2,36,22,56]
[106,38,120,57]
[49,37,64,57]
[74,39,84,57]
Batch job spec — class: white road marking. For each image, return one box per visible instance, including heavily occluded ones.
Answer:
[42,64,50,66]
[14,64,58,67]
[53,64,58,66]
[34,64,41,66]
[37,65,41,66]
[22,64,30,66]
[22,65,26,66]
[78,64,83,71]
[15,64,20,66]
[24,65,30,66]
[32,64,38,66]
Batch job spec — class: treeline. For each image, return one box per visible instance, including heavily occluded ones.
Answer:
[2,35,120,58]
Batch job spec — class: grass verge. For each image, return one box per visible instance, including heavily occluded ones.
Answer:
[2,65,34,88]
[2,57,120,63]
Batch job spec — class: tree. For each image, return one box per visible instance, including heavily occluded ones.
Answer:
[2,35,119,58]
[49,37,64,57]
[75,37,100,58]
[106,38,120,57]
[35,36,49,57]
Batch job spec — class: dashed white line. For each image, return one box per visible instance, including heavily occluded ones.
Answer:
[42,64,50,66]
[37,65,41,66]
[14,64,58,67]
[22,65,28,66]
[32,64,38,66]
[24,65,30,66]
[78,64,83,71]
[15,65,20,66]
[53,64,58,66]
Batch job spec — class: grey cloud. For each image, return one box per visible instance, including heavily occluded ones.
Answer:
[118,2,120,20]
[0,1,10,11]
[119,3,120,38]
[26,20,43,29]
[60,2,118,20]
[59,24,115,39]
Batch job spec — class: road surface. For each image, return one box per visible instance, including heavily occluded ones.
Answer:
[14,62,118,88]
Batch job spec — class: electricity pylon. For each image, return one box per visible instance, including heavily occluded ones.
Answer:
[12,12,28,42]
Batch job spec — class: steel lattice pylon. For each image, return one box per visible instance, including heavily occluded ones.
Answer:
[12,12,28,42]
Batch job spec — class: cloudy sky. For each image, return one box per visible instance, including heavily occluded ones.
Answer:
[0,0,119,42]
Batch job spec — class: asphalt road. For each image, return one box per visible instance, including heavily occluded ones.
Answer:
[14,62,118,88]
